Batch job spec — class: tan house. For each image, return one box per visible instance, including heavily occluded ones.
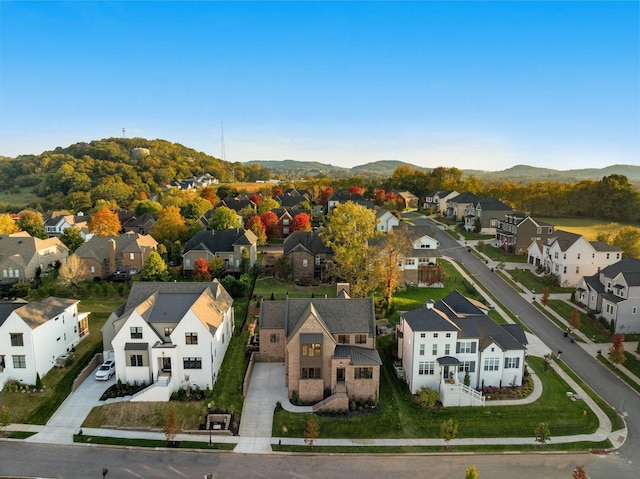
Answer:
[0,232,69,287]
[182,228,257,276]
[259,289,381,411]
[74,233,158,280]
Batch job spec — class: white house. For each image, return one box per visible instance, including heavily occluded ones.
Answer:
[103,281,234,402]
[0,297,89,389]
[395,225,442,285]
[376,208,400,233]
[576,257,640,334]
[527,230,623,287]
[397,290,527,407]
[424,190,458,214]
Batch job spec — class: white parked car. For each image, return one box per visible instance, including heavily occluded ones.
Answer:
[95,360,115,380]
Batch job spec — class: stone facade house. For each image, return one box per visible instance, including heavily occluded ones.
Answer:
[576,257,640,334]
[397,290,527,406]
[0,232,69,287]
[259,291,381,411]
[283,231,333,283]
[74,233,158,280]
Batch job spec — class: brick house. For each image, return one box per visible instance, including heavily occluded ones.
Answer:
[259,290,381,410]
[283,231,333,283]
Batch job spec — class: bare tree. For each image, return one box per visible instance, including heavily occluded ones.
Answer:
[57,254,88,293]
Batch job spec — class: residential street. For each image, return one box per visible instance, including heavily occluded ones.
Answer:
[407,212,640,467]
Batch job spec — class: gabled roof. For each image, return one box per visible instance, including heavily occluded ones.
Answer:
[334,345,382,365]
[217,197,255,212]
[589,241,623,252]
[0,233,68,264]
[75,233,156,262]
[600,258,640,286]
[283,231,332,255]
[0,300,28,327]
[11,297,78,329]
[447,192,479,204]
[474,198,512,211]
[402,306,460,332]
[184,228,257,255]
[545,230,582,251]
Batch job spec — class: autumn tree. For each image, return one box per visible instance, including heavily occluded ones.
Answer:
[192,257,211,281]
[321,202,378,297]
[209,206,242,231]
[348,185,364,195]
[200,186,219,205]
[569,308,580,332]
[245,215,267,246]
[373,189,386,206]
[465,464,479,479]
[57,254,88,293]
[17,210,46,239]
[608,333,626,368]
[370,228,411,305]
[88,208,121,237]
[534,422,551,448]
[612,226,640,259]
[303,419,319,450]
[139,251,169,281]
[249,193,263,205]
[0,213,19,234]
[541,287,551,307]
[440,418,458,449]
[134,199,163,216]
[290,213,312,232]
[319,186,334,205]
[154,206,188,243]
[0,405,9,432]
[59,227,84,253]
[572,465,587,479]
[261,211,280,239]
[163,407,181,446]
[182,197,212,220]
[257,197,279,215]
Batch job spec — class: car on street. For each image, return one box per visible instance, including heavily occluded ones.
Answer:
[95,360,115,380]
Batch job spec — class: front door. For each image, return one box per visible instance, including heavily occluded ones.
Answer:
[162,357,171,372]
[336,368,345,382]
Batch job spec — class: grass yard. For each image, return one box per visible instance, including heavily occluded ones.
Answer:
[457,230,495,241]
[506,268,573,294]
[74,434,236,450]
[253,276,338,299]
[272,336,599,439]
[482,245,528,263]
[548,300,612,343]
[622,351,640,379]
[537,217,637,241]
[0,185,40,209]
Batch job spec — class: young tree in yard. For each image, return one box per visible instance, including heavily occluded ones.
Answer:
[541,287,551,307]
[209,258,226,277]
[290,213,312,232]
[440,418,458,449]
[88,208,121,237]
[154,206,188,243]
[371,228,411,305]
[192,257,211,281]
[17,210,46,239]
[303,419,319,450]
[261,211,280,240]
[319,186,334,205]
[0,213,19,234]
[608,333,626,368]
[163,407,181,446]
[57,254,88,292]
[245,215,267,246]
[0,405,10,432]
[320,202,377,296]
[139,251,169,281]
[569,308,581,332]
[209,206,242,231]
[465,464,479,479]
[59,227,84,253]
[572,465,587,479]
[534,422,551,448]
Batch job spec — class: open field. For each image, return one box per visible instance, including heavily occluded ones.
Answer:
[0,186,40,210]
[538,217,639,240]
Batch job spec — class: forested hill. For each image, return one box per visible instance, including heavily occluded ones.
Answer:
[0,137,269,201]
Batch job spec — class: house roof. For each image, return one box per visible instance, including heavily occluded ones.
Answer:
[334,345,382,365]
[546,230,582,251]
[600,258,640,286]
[75,233,157,262]
[475,198,512,211]
[184,228,257,255]
[13,297,78,329]
[0,233,68,264]
[447,192,479,204]
[260,296,376,338]
[0,300,28,327]
[589,241,622,252]
[283,230,333,256]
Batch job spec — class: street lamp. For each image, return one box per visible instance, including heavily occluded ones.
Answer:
[207,402,212,446]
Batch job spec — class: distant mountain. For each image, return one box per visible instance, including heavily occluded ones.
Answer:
[351,160,431,177]
[474,164,640,182]
[246,159,432,178]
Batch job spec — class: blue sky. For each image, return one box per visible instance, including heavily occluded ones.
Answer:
[1,1,638,171]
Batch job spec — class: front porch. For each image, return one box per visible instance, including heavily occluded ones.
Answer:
[437,356,485,407]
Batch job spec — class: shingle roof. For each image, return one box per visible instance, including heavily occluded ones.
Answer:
[0,233,68,264]
[13,297,78,329]
[75,233,156,262]
[589,241,622,252]
[0,301,27,327]
[475,198,512,211]
[184,228,256,255]
[600,258,640,286]
[334,345,382,365]
[547,230,581,251]
[283,231,333,255]
[448,192,479,204]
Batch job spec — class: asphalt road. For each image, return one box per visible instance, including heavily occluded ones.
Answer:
[0,442,635,479]
[408,213,639,466]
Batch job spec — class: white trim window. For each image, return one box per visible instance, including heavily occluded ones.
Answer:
[504,357,520,369]
[484,358,500,371]
[418,361,435,375]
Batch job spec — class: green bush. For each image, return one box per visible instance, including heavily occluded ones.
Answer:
[415,386,440,408]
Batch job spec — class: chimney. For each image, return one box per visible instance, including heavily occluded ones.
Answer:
[337,283,349,296]
[108,239,116,274]
[426,299,434,310]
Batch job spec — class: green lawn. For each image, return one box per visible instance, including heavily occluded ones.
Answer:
[597,355,640,395]
[537,217,632,241]
[273,337,599,439]
[506,268,573,294]
[623,351,640,379]
[482,245,528,263]
[253,277,337,299]
[548,300,612,343]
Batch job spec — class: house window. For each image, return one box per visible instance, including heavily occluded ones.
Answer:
[270,333,280,343]
[444,344,450,355]
[419,344,425,356]
[405,258,415,266]
[633,307,637,315]
[90,265,95,273]
[577,253,581,260]
[446,333,451,338]
[420,333,426,338]
[563,253,566,260]
[461,361,476,373]
[456,341,476,354]
[432,344,438,355]
[12,355,26,368]
[606,253,610,259]
[164,327,173,337]
[185,259,191,267]
[563,266,567,274]
[616,253,621,259]
[301,367,321,379]
[554,252,559,259]
[504,357,520,369]
[130,354,143,367]
[183,357,202,369]
[338,335,350,344]
[355,334,367,344]
[576,266,580,274]
[185,332,198,344]
[537,228,541,234]
[484,358,500,371]
[0,355,4,371]
[354,367,373,379]
[302,343,321,356]
[433,333,438,338]
[10,333,24,347]
[130,327,143,339]
[418,361,435,375]
[302,259,308,267]
[130,253,135,260]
